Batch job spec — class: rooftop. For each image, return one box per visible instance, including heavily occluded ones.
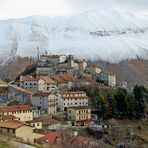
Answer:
[80,76,96,83]
[62,91,86,94]
[32,92,53,97]
[9,85,34,95]
[0,115,17,121]
[36,131,86,145]
[23,77,42,81]
[0,120,25,129]
[68,106,91,110]
[101,71,115,75]
[33,117,61,126]
[36,131,61,144]
[40,76,55,84]
[0,105,32,112]
[52,74,78,83]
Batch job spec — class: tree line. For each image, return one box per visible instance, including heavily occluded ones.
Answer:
[90,85,148,119]
[72,84,148,119]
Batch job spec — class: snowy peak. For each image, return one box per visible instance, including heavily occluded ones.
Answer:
[0,10,148,64]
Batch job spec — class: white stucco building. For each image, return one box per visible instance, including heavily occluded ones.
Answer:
[31,92,57,115]
[20,77,45,92]
[57,91,89,111]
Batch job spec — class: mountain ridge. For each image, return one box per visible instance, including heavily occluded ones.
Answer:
[0,10,148,65]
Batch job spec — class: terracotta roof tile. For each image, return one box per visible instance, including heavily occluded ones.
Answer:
[52,74,78,83]
[1,115,17,121]
[40,76,55,84]
[37,131,61,144]
[0,105,32,112]
[0,120,25,129]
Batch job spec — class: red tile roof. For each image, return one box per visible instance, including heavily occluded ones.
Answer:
[0,120,25,129]
[40,76,55,84]
[52,74,78,83]
[52,76,67,83]
[37,131,61,144]
[80,76,96,83]
[1,115,17,121]
[37,132,86,145]
[0,105,32,112]
[23,77,42,82]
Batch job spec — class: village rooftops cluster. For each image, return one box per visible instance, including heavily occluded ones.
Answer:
[0,53,119,146]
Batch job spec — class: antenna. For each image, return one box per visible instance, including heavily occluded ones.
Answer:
[37,47,40,62]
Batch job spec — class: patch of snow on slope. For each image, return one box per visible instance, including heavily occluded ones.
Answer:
[0,10,148,64]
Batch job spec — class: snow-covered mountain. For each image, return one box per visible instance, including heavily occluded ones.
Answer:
[0,10,148,64]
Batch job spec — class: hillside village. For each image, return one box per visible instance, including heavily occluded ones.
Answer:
[0,52,145,147]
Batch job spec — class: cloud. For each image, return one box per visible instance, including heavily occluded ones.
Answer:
[0,0,72,19]
[66,0,148,14]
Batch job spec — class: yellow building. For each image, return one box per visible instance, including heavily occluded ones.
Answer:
[40,76,56,92]
[86,64,102,74]
[27,120,42,129]
[0,105,33,122]
[0,120,43,143]
[67,106,93,126]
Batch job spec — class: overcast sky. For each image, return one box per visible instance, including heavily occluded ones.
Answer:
[0,0,148,20]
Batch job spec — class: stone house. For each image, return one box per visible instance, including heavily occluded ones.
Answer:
[20,76,45,92]
[97,72,116,87]
[31,92,57,115]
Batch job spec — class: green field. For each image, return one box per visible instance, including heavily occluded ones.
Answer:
[0,141,12,148]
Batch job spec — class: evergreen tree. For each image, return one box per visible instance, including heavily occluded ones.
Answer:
[114,88,128,118]
[133,85,148,119]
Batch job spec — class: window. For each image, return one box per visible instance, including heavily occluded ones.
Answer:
[13,129,15,134]
[7,128,9,133]
[37,123,39,126]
